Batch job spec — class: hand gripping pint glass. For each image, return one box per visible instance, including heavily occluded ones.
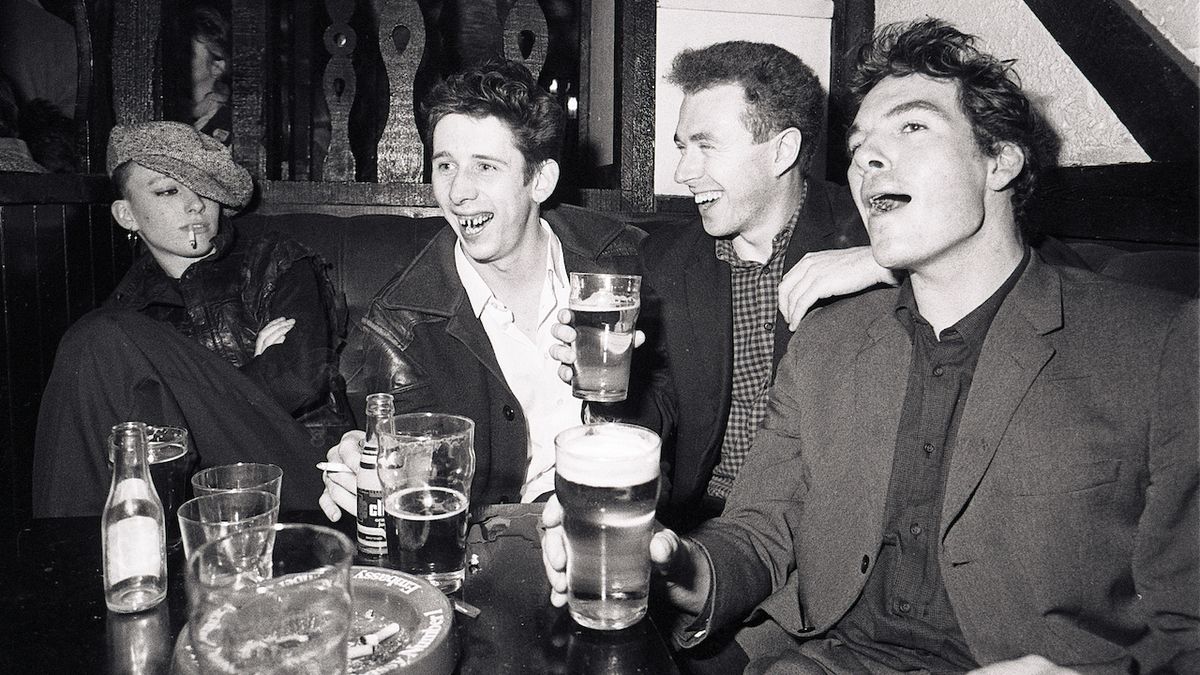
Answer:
[554,423,661,630]
[568,273,641,402]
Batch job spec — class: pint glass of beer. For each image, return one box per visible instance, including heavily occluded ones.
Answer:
[376,413,475,593]
[555,423,660,630]
[568,273,641,402]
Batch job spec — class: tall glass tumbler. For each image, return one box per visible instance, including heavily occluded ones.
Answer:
[376,413,475,593]
[568,273,641,402]
[186,523,354,675]
[555,423,661,630]
[191,462,283,501]
[177,490,280,560]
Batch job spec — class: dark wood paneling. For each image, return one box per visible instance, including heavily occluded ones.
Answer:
[0,173,113,204]
[258,179,435,208]
[609,0,655,212]
[0,176,130,537]
[2,205,47,538]
[232,0,270,178]
[826,0,874,182]
[1023,0,1199,164]
[1027,163,1199,246]
[376,0,427,184]
[111,0,160,124]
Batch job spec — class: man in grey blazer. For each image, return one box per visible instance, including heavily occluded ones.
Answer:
[542,18,1198,673]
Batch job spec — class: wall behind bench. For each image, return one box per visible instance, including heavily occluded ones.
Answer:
[0,174,131,538]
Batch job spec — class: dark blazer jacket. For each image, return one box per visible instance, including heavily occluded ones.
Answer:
[344,204,644,509]
[689,254,1199,671]
[635,178,868,520]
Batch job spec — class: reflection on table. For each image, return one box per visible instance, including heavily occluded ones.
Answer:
[0,505,679,674]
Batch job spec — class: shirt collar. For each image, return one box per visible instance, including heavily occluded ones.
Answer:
[455,218,565,318]
[714,180,806,267]
[894,247,1032,343]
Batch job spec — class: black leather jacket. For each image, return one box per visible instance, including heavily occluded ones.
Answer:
[107,222,352,445]
[343,205,645,508]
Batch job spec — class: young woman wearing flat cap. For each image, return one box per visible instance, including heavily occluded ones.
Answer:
[32,121,351,515]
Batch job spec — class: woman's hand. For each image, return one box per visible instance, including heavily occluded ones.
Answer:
[254,317,296,356]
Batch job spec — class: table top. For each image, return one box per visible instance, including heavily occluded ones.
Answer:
[0,506,679,674]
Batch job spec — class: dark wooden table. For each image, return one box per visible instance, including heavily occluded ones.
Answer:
[0,506,679,674]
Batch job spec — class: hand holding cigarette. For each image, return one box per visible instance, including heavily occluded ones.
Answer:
[318,430,366,521]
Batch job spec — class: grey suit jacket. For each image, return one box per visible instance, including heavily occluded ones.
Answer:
[689,253,1199,671]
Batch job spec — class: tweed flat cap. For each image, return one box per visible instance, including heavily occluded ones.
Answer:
[106,121,252,209]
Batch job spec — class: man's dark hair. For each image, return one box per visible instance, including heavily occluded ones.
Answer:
[667,41,826,174]
[421,60,564,184]
[847,19,1059,226]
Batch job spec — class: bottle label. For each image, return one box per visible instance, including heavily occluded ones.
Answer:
[113,477,154,503]
[106,516,162,583]
[357,486,388,556]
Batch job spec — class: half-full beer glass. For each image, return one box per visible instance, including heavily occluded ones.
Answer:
[569,273,641,402]
[376,413,475,592]
[555,423,660,630]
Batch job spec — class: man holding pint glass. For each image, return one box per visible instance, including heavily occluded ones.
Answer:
[318,60,645,522]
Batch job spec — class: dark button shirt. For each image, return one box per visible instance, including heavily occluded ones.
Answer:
[707,184,806,499]
[831,250,1030,671]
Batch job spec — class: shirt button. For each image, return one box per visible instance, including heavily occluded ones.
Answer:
[923,442,935,455]
[763,322,774,332]
[899,601,911,613]
[860,555,870,573]
[502,405,516,421]
[909,523,922,536]
[933,365,944,376]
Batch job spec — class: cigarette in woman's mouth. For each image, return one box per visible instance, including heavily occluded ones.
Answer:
[189,227,198,249]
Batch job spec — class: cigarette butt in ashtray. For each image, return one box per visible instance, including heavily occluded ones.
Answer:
[360,622,401,646]
[348,622,402,660]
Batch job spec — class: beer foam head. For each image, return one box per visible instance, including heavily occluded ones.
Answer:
[571,291,639,310]
[555,423,660,487]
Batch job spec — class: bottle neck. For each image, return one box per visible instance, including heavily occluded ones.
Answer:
[111,423,152,483]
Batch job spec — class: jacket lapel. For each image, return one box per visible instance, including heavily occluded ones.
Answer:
[940,256,1062,539]
[772,182,840,363]
[683,232,733,452]
[848,308,912,512]
[381,227,512,387]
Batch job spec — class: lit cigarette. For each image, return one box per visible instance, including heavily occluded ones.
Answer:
[316,461,354,473]
[189,228,198,249]
[359,622,401,646]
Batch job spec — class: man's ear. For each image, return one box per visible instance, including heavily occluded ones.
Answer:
[111,199,139,233]
[988,142,1025,192]
[772,128,803,177]
[531,159,560,204]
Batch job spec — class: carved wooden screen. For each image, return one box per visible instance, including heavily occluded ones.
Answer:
[110,0,655,215]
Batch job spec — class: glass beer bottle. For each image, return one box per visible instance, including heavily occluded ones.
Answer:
[357,393,394,560]
[102,421,168,613]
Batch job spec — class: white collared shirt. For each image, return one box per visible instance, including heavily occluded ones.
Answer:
[454,220,579,501]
